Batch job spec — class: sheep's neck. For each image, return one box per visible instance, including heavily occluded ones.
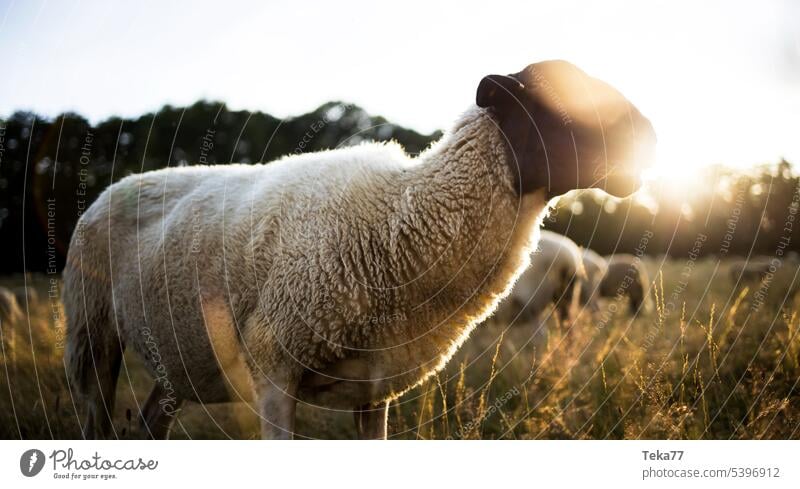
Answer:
[385,110,546,327]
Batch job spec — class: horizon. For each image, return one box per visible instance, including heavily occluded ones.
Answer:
[2,0,799,174]
[2,99,797,174]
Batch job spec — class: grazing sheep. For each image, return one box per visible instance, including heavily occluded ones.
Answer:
[580,248,608,311]
[63,60,655,439]
[729,258,773,284]
[598,254,651,315]
[501,230,586,323]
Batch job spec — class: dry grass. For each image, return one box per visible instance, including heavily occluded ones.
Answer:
[2,257,799,439]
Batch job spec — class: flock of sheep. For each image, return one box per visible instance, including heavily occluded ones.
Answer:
[499,230,649,326]
[7,60,661,440]
[0,60,789,441]
[5,59,782,441]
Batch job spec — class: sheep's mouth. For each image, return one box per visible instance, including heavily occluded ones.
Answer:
[591,164,643,197]
[587,122,655,198]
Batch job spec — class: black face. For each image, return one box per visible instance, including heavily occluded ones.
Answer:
[476,60,656,198]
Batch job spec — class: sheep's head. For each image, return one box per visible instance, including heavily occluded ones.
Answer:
[476,60,656,198]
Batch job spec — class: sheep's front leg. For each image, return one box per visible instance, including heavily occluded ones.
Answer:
[254,374,299,440]
[353,401,389,440]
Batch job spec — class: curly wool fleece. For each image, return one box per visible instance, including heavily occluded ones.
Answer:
[63,106,547,413]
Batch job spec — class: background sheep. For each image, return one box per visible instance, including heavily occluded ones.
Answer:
[729,258,773,284]
[63,60,655,439]
[501,230,586,324]
[598,254,652,315]
[579,248,608,312]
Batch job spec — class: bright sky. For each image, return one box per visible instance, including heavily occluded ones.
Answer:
[1,0,799,174]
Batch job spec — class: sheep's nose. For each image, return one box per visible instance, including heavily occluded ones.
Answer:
[602,172,643,198]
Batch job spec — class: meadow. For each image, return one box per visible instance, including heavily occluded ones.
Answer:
[1,257,799,439]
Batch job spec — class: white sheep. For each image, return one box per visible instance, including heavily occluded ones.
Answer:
[729,258,773,284]
[63,60,655,439]
[500,230,586,323]
[580,247,608,311]
[598,254,652,315]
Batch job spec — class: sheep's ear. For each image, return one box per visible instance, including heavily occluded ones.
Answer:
[476,75,524,108]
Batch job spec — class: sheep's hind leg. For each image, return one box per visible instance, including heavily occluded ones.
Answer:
[254,373,299,439]
[139,383,185,439]
[82,342,124,439]
[353,401,389,440]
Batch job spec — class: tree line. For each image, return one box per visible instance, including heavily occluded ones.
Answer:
[0,100,796,274]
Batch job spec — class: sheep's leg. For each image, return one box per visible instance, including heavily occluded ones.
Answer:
[555,300,570,323]
[82,343,123,439]
[254,374,299,439]
[353,401,389,440]
[555,276,579,322]
[629,297,641,315]
[139,383,184,439]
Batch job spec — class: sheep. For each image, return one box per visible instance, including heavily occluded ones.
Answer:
[500,230,586,323]
[579,247,608,311]
[598,254,652,315]
[729,258,773,284]
[63,60,655,439]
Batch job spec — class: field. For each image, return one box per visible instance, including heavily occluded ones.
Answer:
[1,257,799,440]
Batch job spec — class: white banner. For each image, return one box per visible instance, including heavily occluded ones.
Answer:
[0,440,797,488]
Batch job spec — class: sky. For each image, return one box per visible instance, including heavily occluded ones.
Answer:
[1,0,799,175]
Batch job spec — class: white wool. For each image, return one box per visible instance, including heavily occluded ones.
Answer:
[63,106,549,414]
[501,230,585,321]
[580,247,608,308]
